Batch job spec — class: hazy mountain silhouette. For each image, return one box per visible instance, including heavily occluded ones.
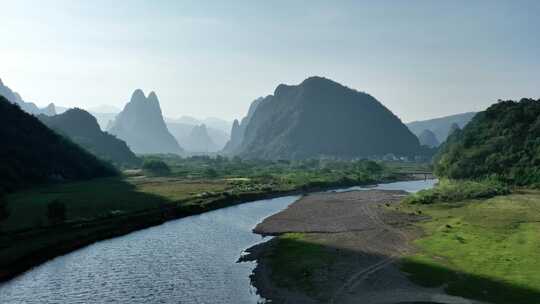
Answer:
[418,129,440,148]
[0,78,56,116]
[232,77,423,159]
[183,124,218,153]
[38,109,141,167]
[170,116,232,135]
[91,112,117,130]
[108,90,183,155]
[0,97,116,193]
[40,103,56,116]
[166,120,230,151]
[222,97,263,154]
[167,122,224,153]
[407,112,476,143]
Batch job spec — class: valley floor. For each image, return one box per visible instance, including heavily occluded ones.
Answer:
[0,171,410,282]
[243,189,540,304]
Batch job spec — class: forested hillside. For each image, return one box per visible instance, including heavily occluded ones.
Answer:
[435,98,540,185]
[0,97,117,194]
[39,109,141,167]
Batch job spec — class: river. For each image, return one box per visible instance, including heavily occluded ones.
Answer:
[0,179,436,304]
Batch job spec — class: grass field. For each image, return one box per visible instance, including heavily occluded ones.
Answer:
[1,176,230,232]
[1,157,398,233]
[401,190,540,304]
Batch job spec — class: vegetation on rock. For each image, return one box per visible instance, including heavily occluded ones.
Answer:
[435,98,540,186]
[233,77,428,159]
[0,96,117,194]
[39,108,141,167]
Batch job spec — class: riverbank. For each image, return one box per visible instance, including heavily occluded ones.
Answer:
[0,174,416,283]
[242,187,488,304]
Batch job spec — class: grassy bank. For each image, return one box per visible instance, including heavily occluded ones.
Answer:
[404,178,510,204]
[245,179,540,303]
[401,190,540,304]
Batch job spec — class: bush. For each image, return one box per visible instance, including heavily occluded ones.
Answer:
[404,179,510,204]
[142,160,171,176]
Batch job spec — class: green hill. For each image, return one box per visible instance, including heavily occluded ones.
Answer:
[435,98,540,185]
[38,109,141,167]
[0,96,117,194]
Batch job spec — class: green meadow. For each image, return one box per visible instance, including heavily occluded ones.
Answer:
[401,190,540,304]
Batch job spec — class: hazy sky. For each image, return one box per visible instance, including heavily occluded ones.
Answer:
[1,0,539,122]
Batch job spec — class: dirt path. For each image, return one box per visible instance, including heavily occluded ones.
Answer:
[246,190,490,304]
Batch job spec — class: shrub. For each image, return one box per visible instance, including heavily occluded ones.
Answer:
[405,179,510,204]
[142,160,171,176]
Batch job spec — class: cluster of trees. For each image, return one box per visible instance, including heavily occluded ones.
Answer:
[0,97,117,195]
[435,98,540,186]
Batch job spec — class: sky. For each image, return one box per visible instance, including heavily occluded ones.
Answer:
[1,0,539,122]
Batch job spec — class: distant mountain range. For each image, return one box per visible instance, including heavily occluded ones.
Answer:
[0,96,116,193]
[417,129,440,148]
[0,78,56,116]
[91,112,118,131]
[165,120,230,153]
[169,116,232,135]
[227,76,425,160]
[407,112,476,144]
[84,106,231,153]
[38,109,140,167]
[184,124,219,153]
[108,90,183,155]
[166,122,225,153]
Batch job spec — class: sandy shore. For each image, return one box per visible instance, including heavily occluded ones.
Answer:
[243,189,488,304]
